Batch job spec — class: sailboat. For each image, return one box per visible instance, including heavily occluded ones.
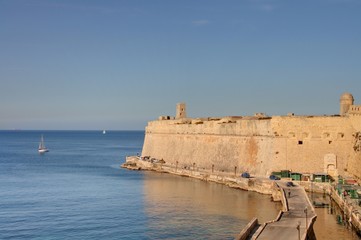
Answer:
[103,130,106,134]
[38,135,49,153]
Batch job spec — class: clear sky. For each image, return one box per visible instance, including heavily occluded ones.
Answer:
[1,0,360,130]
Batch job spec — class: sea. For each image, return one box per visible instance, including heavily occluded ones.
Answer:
[0,131,358,240]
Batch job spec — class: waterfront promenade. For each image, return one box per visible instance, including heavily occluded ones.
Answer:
[123,156,361,238]
[243,181,317,240]
[123,157,318,239]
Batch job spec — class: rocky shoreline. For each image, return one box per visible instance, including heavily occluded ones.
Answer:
[121,156,283,201]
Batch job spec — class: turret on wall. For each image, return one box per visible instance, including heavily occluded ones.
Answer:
[176,103,186,119]
[340,93,354,116]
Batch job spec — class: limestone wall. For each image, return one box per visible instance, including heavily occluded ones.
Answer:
[270,116,355,176]
[349,112,361,131]
[347,151,361,182]
[346,114,361,180]
[143,118,274,176]
[142,115,360,180]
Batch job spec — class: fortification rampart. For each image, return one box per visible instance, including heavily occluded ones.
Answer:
[142,93,361,181]
[144,117,273,175]
[146,117,273,136]
[349,105,361,116]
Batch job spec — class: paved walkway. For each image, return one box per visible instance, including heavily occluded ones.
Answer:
[252,181,317,240]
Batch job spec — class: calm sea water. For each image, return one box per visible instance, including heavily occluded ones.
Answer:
[0,131,356,239]
[0,131,281,240]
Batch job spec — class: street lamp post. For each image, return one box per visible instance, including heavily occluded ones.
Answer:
[304,206,308,228]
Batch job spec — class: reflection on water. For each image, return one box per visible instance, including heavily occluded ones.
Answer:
[311,193,360,240]
[142,172,282,239]
[314,207,359,240]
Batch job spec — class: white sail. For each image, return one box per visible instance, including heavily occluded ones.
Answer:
[38,135,49,153]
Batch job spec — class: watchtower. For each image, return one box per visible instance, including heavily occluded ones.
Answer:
[340,93,354,116]
[176,103,186,119]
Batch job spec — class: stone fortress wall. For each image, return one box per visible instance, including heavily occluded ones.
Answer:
[141,94,361,181]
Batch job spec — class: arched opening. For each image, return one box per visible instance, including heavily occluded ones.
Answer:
[327,164,336,176]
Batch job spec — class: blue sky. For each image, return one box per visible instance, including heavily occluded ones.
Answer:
[1,0,360,130]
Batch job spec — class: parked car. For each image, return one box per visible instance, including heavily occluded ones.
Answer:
[269,175,281,180]
[241,172,250,178]
[286,181,295,187]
